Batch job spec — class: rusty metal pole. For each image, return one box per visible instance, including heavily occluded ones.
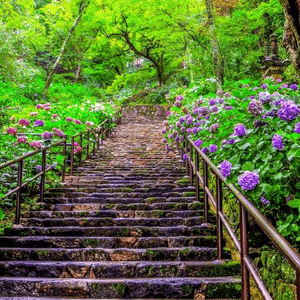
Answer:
[40,149,46,202]
[185,140,189,176]
[71,136,75,176]
[195,150,200,203]
[62,139,67,182]
[189,143,194,185]
[14,160,23,225]
[203,160,209,223]
[216,176,224,259]
[240,204,250,300]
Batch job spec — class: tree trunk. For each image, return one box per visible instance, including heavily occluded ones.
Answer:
[279,0,300,71]
[74,63,81,83]
[205,0,224,89]
[43,0,90,98]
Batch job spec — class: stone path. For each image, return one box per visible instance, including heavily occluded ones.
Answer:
[0,112,241,299]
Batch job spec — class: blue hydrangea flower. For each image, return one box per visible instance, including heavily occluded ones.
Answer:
[220,160,232,178]
[209,144,218,153]
[238,171,260,191]
[272,134,284,150]
[278,100,300,121]
[234,124,246,136]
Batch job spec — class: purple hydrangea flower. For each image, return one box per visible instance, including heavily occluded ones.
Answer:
[166,145,172,152]
[291,84,298,91]
[183,153,188,160]
[176,121,181,128]
[272,134,284,150]
[212,106,218,113]
[261,197,269,205]
[162,138,168,144]
[281,83,289,88]
[225,106,233,110]
[276,79,282,83]
[192,127,198,134]
[209,123,220,133]
[194,140,203,147]
[259,92,271,103]
[261,83,268,89]
[187,117,194,125]
[205,115,210,120]
[254,120,267,128]
[227,139,235,144]
[278,100,300,121]
[199,107,209,115]
[179,117,185,123]
[209,99,216,106]
[220,160,232,178]
[175,136,179,142]
[187,128,192,134]
[42,131,53,140]
[174,101,182,108]
[209,144,218,153]
[234,124,246,136]
[216,90,223,96]
[176,95,184,101]
[181,127,186,133]
[218,98,224,104]
[195,121,201,127]
[202,147,208,154]
[294,122,300,134]
[238,171,260,191]
[35,165,42,172]
[162,129,167,134]
[34,120,44,126]
[248,100,264,117]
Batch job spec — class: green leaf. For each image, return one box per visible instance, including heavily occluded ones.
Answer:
[242,162,255,171]
[261,183,272,194]
[0,209,5,221]
[287,148,300,161]
[287,199,300,208]
[229,155,240,165]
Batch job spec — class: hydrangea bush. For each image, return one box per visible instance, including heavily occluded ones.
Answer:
[163,79,300,244]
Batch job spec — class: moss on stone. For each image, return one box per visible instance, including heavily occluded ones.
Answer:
[205,282,241,299]
[181,284,193,296]
[111,283,127,296]
[183,191,196,197]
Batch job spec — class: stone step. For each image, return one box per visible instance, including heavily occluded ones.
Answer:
[0,277,241,298]
[22,209,203,219]
[20,217,207,227]
[54,201,202,212]
[0,246,230,262]
[0,260,240,278]
[0,236,219,249]
[4,224,215,237]
[43,196,197,205]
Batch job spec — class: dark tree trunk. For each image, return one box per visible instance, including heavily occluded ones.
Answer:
[279,0,300,70]
[205,0,224,89]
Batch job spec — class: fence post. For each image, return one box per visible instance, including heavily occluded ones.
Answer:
[79,133,83,166]
[86,130,90,157]
[216,176,224,259]
[195,150,200,203]
[71,136,75,176]
[14,160,23,225]
[296,271,300,300]
[62,139,67,182]
[93,130,96,156]
[189,142,194,185]
[240,204,250,300]
[185,140,189,176]
[40,149,46,202]
[203,160,209,223]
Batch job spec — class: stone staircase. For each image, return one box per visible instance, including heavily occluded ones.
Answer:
[0,113,241,299]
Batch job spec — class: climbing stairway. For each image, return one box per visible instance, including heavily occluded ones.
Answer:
[0,113,241,299]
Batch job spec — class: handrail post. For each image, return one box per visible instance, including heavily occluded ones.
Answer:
[86,130,90,157]
[216,176,224,259]
[14,160,23,225]
[101,128,104,147]
[189,142,194,185]
[195,150,200,203]
[71,136,75,176]
[240,204,250,300]
[296,271,300,300]
[40,149,46,202]
[62,139,67,182]
[93,130,96,156]
[97,128,100,150]
[185,139,189,175]
[79,133,83,166]
[203,160,209,223]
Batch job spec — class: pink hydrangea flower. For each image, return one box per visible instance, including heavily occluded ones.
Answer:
[74,119,81,125]
[18,119,30,126]
[66,117,73,122]
[36,104,44,109]
[7,127,17,135]
[74,141,79,147]
[17,136,27,144]
[44,106,51,111]
[52,114,58,119]
[30,112,38,116]
[29,141,42,149]
[74,146,82,154]
[86,121,94,126]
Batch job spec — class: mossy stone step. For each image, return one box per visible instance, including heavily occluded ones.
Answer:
[0,236,219,249]
[0,246,230,262]
[0,277,241,298]
[0,261,240,279]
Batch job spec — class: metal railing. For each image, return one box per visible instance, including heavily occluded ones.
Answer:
[180,137,300,300]
[0,117,115,225]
